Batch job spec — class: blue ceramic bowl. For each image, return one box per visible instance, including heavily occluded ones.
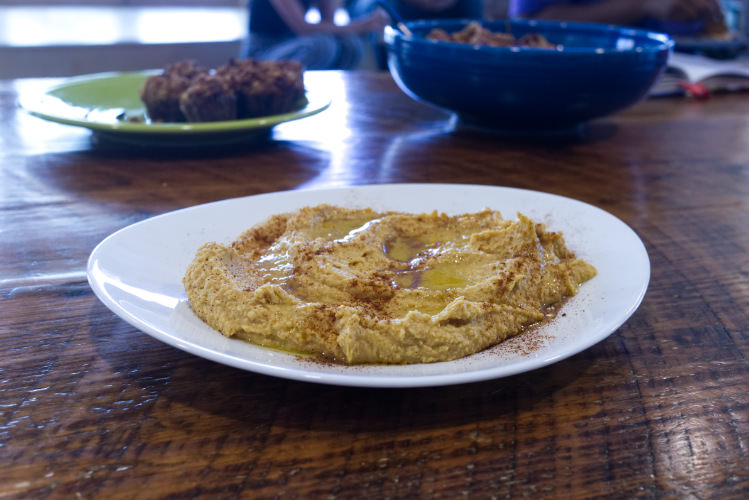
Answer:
[384,19,673,130]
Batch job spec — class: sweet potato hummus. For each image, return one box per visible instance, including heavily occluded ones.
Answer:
[183,205,596,364]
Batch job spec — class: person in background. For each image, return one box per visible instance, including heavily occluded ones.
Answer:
[245,0,388,70]
[509,0,727,37]
[390,0,484,20]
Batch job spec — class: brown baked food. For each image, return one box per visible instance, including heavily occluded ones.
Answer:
[139,60,208,122]
[179,74,237,122]
[140,58,305,123]
[162,59,208,80]
[217,59,305,118]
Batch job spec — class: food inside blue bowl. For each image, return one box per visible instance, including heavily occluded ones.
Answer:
[426,21,557,48]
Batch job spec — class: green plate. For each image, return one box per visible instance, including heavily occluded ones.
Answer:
[18,71,331,146]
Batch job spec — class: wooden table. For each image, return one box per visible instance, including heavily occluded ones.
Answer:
[2,71,747,498]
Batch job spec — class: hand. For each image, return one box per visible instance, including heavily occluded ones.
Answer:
[642,0,723,22]
[347,7,390,34]
[367,8,390,31]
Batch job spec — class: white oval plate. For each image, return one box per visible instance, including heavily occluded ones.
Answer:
[87,184,649,388]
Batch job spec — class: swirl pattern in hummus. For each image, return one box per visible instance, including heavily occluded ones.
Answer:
[183,204,596,364]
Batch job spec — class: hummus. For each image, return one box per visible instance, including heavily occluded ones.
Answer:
[183,204,596,364]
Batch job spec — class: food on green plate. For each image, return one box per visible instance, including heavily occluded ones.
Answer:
[139,58,305,123]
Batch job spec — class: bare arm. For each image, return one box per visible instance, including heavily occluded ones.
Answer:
[268,0,388,36]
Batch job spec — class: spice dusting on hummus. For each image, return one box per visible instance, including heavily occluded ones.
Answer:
[183,204,596,365]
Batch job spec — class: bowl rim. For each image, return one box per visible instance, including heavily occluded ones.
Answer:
[385,18,674,54]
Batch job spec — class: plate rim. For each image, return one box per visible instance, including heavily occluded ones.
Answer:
[18,70,331,135]
[87,183,651,388]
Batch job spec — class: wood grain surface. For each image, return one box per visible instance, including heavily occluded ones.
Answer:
[1,71,747,499]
